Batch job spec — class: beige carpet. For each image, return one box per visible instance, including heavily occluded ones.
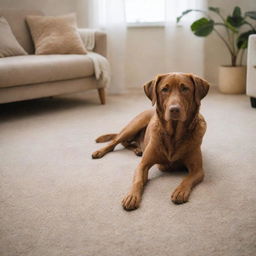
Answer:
[0,87,256,256]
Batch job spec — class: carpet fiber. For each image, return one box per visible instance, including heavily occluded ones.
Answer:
[0,88,256,256]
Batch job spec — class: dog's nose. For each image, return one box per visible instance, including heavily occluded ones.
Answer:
[169,105,180,114]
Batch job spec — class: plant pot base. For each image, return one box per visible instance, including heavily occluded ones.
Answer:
[218,66,246,94]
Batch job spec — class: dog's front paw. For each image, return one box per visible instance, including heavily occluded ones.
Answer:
[171,185,191,204]
[91,150,105,159]
[122,193,141,211]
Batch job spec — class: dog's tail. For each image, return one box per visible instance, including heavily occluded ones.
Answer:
[95,133,117,143]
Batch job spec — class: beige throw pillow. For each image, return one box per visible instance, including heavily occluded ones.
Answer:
[0,16,28,57]
[26,13,87,55]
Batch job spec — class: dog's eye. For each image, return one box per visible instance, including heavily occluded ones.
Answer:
[181,85,189,92]
[161,87,169,93]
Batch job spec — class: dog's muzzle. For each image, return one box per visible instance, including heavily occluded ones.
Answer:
[169,105,181,120]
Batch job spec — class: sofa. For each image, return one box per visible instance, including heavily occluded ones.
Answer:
[0,9,107,104]
[246,34,256,108]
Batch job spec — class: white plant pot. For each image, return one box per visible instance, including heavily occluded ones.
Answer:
[218,66,246,94]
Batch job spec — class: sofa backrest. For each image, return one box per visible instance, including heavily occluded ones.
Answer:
[0,9,43,54]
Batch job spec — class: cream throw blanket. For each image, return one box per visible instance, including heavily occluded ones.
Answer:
[78,29,111,86]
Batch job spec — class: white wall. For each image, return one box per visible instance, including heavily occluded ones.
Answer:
[0,0,78,16]
[125,27,166,87]
[125,25,205,88]
[0,0,90,27]
[75,0,89,27]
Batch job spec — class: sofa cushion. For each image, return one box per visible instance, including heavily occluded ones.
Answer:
[0,9,43,54]
[26,13,87,55]
[0,16,28,57]
[0,54,94,88]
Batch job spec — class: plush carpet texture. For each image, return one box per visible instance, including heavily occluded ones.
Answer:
[0,88,256,256]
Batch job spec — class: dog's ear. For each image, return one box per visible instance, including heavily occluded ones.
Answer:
[143,75,164,106]
[190,74,210,105]
[144,80,156,105]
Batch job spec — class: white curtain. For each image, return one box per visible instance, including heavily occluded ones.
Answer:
[88,0,126,94]
[164,0,206,76]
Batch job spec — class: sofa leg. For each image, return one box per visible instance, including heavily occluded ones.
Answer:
[250,97,256,108]
[98,88,106,105]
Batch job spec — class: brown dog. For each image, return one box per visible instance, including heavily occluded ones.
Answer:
[92,73,209,211]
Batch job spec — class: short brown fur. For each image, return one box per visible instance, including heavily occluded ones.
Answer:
[92,73,210,210]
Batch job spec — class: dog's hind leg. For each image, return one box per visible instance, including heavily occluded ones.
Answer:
[121,141,143,157]
[91,109,153,159]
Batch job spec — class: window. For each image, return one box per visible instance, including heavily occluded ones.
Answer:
[125,0,165,26]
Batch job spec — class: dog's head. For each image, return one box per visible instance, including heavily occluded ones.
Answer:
[144,73,209,122]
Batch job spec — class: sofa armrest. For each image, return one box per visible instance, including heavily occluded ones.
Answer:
[78,28,107,57]
[94,31,107,57]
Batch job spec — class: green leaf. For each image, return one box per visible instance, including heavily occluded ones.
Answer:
[225,20,239,33]
[176,16,182,23]
[226,15,244,28]
[245,11,256,20]
[226,6,244,28]
[209,7,220,14]
[176,9,193,23]
[191,18,214,37]
[233,6,241,17]
[237,30,256,49]
[182,9,193,15]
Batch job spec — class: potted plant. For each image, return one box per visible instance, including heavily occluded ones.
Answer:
[177,6,256,94]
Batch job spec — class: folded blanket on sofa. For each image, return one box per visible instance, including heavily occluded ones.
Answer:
[79,29,111,87]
